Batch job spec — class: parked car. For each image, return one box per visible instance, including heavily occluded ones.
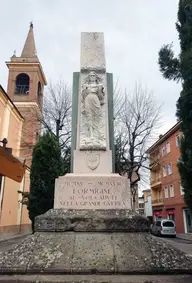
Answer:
[150,219,176,237]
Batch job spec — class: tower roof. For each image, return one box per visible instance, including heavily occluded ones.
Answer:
[21,22,37,58]
[6,23,47,86]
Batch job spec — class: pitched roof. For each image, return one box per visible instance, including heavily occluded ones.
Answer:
[146,121,181,154]
[21,22,37,58]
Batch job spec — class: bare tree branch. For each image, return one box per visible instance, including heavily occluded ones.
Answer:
[114,82,162,209]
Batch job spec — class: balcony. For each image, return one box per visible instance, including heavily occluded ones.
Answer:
[152,198,163,206]
[150,156,160,170]
[150,176,161,189]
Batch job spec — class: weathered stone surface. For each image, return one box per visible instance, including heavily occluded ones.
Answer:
[0,233,74,273]
[113,233,151,273]
[72,233,114,273]
[35,209,149,232]
[80,32,106,71]
[0,232,192,275]
[54,174,131,210]
[0,274,192,283]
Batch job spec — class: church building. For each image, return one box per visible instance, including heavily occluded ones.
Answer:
[0,23,47,236]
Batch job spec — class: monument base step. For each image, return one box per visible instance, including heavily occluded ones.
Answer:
[0,232,192,276]
[0,274,191,283]
[35,209,149,232]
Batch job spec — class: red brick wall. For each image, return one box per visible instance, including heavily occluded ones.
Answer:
[158,129,186,232]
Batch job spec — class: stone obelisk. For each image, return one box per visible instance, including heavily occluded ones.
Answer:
[51,32,131,211]
[72,32,114,173]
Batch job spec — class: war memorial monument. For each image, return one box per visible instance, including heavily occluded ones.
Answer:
[0,33,192,282]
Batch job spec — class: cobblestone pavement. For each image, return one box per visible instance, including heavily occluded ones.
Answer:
[156,234,192,255]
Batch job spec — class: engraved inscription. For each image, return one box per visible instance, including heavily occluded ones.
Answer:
[54,177,131,210]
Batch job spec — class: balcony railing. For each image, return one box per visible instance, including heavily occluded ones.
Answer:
[15,85,29,95]
[151,176,161,186]
[150,160,160,169]
[152,198,163,205]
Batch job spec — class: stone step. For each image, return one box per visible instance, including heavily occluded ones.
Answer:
[0,274,191,283]
[0,232,192,275]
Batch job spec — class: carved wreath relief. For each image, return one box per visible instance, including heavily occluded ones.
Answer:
[80,71,106,150]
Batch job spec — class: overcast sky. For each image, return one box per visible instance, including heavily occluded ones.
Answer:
[0,0,180,136]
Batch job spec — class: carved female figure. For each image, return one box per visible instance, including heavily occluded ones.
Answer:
[81,71,105,141]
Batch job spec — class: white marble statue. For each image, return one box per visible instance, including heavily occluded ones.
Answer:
[80,71,106,150]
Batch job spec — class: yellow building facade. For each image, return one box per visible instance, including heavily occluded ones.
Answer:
[0,23,46,237]
[0,85,30,236]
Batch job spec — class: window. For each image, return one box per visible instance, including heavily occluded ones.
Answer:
[180,182,184,195]
[15,73,30,94]
[170,184,174,197]
[164,187,168,198]
[161,146,166,157]
[139,203,144,209]
[166,141,170,153]
[168,163,172,175]
[162,221,174,227]
[37,82,42,106]
[176,134,181,147]
[163,166,167,177]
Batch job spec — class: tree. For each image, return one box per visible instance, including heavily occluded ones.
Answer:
[42,80,72,151]
[28,132,63,231]
[42,80,72,173]
[114,84,161,209]
[158,0,192,210]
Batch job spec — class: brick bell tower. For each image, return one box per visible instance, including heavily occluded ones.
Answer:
[6,22,47,166]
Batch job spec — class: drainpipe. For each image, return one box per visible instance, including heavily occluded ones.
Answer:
[0,138,8,221]
[19,172,26,234]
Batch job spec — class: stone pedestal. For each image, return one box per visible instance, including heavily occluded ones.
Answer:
[54,173,131,210]
[35,209,149,232]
